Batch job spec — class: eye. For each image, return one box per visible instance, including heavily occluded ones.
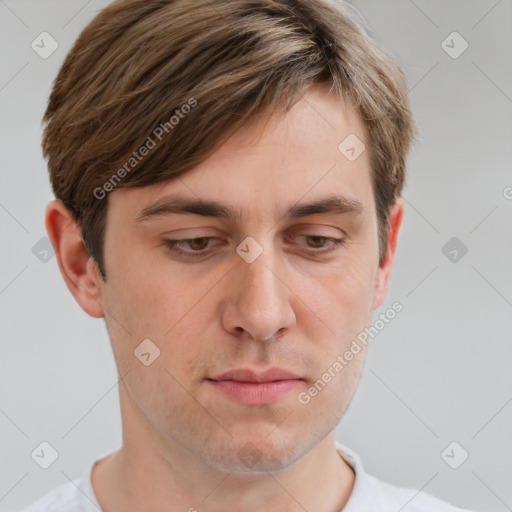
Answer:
[163,234,346,260]
[163,237,218,258]
[292,235,346,254]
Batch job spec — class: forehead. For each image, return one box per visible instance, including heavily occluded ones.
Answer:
[110,84,373,222]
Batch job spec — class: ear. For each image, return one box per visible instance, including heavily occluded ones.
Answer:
[45,199,105,318]
[372,197,404,310]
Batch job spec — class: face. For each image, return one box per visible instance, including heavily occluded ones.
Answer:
[95,84,393,473]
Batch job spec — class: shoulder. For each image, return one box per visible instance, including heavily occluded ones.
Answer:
[15,480,82,512]
[13,477,92,512]
[336,442,476,512]
[358,472,475,511]
[13,454,108,512]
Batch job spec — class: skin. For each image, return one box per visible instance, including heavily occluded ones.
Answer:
[46,83,403,512]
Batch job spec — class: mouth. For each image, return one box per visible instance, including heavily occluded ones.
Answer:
[206,367,304,405]
[210,367,302,383]
[206,379,303,405]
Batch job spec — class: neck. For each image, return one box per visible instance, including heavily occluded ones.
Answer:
[91,384,355,512]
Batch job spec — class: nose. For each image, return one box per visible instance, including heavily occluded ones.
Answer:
[221,238,296,341]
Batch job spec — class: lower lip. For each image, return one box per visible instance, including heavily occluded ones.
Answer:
[208,379,302,405]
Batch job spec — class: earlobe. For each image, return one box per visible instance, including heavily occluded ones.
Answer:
[45,200,105,318]
[372,197,404,310]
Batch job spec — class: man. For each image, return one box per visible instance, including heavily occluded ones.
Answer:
[20,0,475,510]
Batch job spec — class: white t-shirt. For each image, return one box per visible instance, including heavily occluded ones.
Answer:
[14,441,475,512]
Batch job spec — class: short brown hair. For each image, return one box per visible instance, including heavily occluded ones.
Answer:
[43,0,418,281]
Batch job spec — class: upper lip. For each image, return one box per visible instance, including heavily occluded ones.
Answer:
[210,368,302,383]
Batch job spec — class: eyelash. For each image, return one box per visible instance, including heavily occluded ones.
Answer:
[163,235,346,259]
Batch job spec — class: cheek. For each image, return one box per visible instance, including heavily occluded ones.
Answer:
[292,263,373,412]
[298,344,366,422]
[101,259,225,383]
[295,251,377,332]
[283,262,376,402]
[105,243,215,333]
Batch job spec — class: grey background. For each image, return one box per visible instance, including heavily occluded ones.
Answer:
[1,1,511,510]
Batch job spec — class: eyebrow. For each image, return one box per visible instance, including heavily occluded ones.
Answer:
[135,194,364,223]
